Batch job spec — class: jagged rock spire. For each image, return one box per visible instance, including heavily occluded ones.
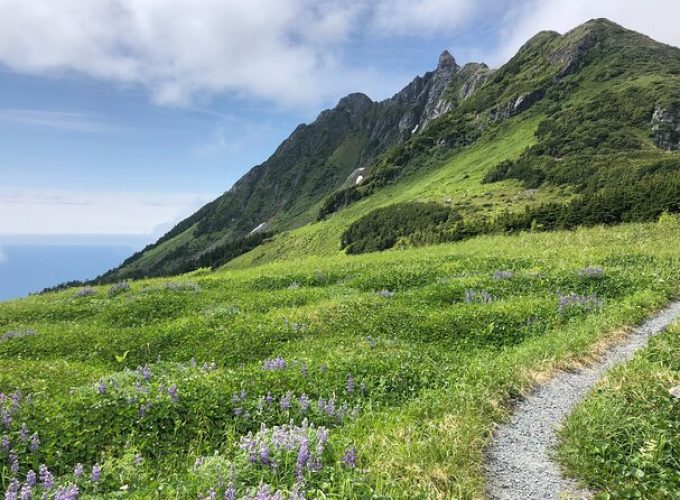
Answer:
[437,50,458,71]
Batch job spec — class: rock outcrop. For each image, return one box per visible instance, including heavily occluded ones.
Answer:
[652,106,680,150]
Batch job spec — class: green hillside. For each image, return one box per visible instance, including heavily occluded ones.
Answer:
[101,18,680,281]
[4,221,680,498]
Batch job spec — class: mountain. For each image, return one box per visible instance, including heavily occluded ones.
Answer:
[102,18,680,281]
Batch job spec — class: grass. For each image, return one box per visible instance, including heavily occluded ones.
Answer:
[2,219,680,498]
[557,322,680,499]
[227,113,567,268]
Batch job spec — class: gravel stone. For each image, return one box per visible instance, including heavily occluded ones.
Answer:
[485,300,680,499]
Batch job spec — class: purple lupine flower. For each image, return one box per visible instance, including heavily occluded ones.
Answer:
[346,374,355,394]
[9,450,19,474]
[19,425,29,442]
[25,470,36,487]
[317,397,326,411]
[139,401,152,416]
[265,392,274,404]
[134,454,143,466]
[296,437,310,480]
[53,485,79,500]
[2,411,12,429]
[1,434,10,451]
[139,365,152,381]
[38,464,54,489]
[324,398,336,417]
[255,485,272,500]
[315,427,329,456]
[223,484,236,500]
[167,385,178,402]
[96,380,106,395]
[259,443,271,465]
[18,483,30,500]
[91,463,101,483]
[5,480,19,500]
[298,394,310,412]
[263,357,286,371]
[29,433,39,452]
[341,447,357,468]
[73,464,83,478]
[280,392,292,410]
[233,407,243,417]
[300,363,308,377]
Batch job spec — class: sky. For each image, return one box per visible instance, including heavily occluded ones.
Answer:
[1,0,680,243]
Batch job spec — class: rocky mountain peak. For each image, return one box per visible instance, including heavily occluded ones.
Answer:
[437,50,458,72]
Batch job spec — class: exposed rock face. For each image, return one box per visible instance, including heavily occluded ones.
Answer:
[652,106,680,150]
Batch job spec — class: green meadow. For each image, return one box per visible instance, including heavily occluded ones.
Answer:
[3,219,680,498]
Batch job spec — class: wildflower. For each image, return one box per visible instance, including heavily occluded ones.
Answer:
[96,380,106,395]
[139,401,152,416]
[91,463,101,483]
[19,425,29,442]
[377,289,395,298]
[9,450,19,474]
[53,485,79,500]
[25,471,36,487]
[29,433,39,452]
[108,282,130,297]
[5,480,19,500]
[464,289,494,304]
[316,427,329,455]
[38,465,54,489]
[298,394,310,412]
[300,363,308,377]
[167,385,178,402]
[280,392,292,410]
[263,358,286,371]
[493,270,514,280]
[224,484,236,500]
[265,392,274,404]
[18,483,30,500]
[139,365,152,381]
[296,437,310,478]
[73,464,83,478]
[1,435,10,451]
[2,411,12,429]
[346,374,355,394]
[260,443,271,465]
[341,447,357,468]
[134,454,143,466]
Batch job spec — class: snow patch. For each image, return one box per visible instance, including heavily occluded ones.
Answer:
[250,222,266,234]
[355,175,364,185]
[411,124,419,134]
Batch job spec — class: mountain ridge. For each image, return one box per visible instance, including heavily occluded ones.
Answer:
[100,17,680,281]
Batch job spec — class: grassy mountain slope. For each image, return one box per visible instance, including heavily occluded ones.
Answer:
[4,220,680,498]
[102,19,680,281]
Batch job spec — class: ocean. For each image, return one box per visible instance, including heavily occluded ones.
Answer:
[0,237,147,301]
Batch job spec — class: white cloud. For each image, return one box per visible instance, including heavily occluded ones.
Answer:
[493,0,680,65]
[0,0,479,107]
[0,187,216,236]
[0,109,117,133]
[371,0,478,35]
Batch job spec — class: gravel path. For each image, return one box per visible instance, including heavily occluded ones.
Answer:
[484,300,680,500]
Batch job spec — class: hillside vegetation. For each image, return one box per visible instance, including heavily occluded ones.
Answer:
[100,18,680,280]
[4,220,680,498]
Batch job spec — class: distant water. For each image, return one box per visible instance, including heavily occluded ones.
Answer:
[0,243,139,301]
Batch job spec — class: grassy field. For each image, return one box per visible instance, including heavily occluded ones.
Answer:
[2,219,680,498]
[558,322,680,499]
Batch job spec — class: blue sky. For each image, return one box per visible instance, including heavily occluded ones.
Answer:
[1,0,679,242]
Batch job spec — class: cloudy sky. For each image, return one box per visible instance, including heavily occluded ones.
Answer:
[1,0,679,238]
